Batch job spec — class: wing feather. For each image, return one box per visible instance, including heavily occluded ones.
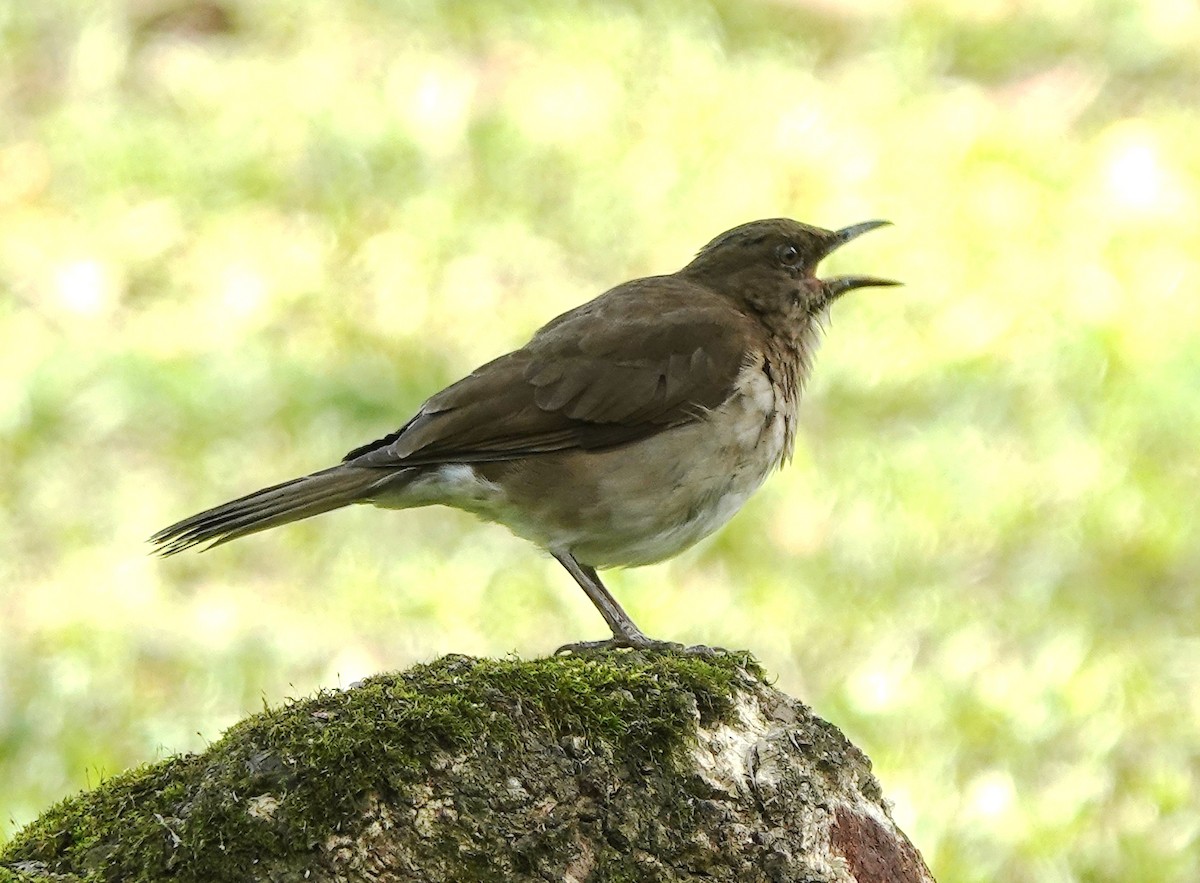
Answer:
[345,276,754,468]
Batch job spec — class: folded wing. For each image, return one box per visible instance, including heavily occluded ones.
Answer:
[344,277,752,468]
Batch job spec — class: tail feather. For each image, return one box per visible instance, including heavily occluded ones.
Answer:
[150,466,384,556]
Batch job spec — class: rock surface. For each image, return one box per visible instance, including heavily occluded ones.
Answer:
[0,651,935,882]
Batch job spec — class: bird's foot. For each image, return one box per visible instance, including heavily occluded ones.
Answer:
[555,637,729,656]
[555,636,680,655]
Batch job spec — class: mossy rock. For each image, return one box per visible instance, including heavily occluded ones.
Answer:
[0,651,932,883]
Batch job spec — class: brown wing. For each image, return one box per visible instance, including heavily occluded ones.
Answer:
[344,276,754,468]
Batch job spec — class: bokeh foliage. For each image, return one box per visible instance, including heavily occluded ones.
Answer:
[1,0,1198,880]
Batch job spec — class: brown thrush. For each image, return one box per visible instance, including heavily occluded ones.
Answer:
[151,218,897,650]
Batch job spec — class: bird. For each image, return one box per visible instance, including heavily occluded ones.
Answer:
[151,218,897,651]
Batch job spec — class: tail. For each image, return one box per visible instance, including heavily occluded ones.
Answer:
[149,465,386,556]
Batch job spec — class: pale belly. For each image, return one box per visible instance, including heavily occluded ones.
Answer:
[375,363,793,569]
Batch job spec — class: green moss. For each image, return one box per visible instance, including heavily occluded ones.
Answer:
[1,651,762,882]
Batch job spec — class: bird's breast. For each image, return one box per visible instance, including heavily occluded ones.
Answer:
[374,359,797,570]
[483,358,795,568]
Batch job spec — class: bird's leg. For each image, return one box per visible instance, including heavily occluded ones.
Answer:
[551,552,681,653]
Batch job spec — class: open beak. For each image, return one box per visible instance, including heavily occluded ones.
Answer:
[820,219,900,299]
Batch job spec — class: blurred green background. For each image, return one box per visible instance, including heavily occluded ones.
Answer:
[2,0,1198,878]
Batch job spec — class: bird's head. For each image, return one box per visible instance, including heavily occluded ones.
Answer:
[680,217,898,327]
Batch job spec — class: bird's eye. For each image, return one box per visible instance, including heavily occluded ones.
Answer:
[777,244,800,266]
